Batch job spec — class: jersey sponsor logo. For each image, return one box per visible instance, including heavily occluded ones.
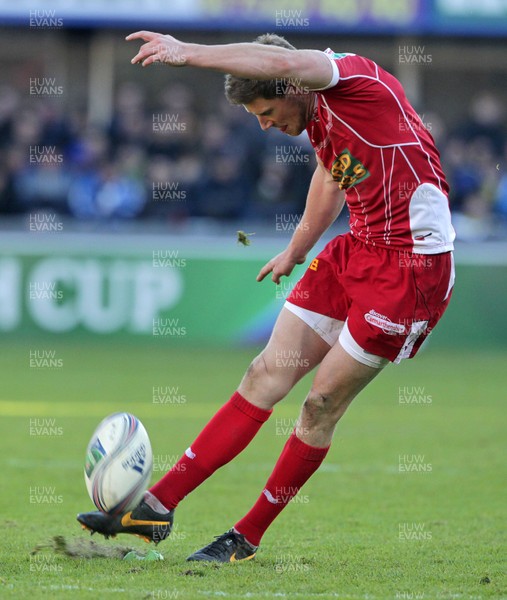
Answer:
[331,148,370,190]
[364,309,405,335]
[309,259,319,271]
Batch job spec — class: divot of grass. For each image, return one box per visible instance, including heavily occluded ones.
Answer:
[31,535,135,559]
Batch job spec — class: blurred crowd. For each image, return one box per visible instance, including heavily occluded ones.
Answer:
[0,81,313,227]
[0,81,506,240]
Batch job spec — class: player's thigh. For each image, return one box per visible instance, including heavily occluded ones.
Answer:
[303,340,383,424]
[238,307,332,408]
[263,306,333,374]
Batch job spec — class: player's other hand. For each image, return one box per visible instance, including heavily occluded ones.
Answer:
[126,31,187,67]
[257,248,306,284]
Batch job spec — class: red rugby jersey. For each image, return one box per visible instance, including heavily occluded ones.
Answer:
[307,51,455,254]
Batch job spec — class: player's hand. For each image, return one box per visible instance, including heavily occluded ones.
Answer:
[256,249,306,284]
[126,31,188,67]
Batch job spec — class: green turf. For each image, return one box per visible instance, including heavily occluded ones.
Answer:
[0,339,505,599]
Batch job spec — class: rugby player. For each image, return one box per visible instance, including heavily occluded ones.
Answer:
[78,32,455,563]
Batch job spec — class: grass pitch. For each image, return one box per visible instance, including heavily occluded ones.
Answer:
[0,339,505,599]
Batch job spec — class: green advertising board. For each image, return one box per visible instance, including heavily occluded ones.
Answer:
[0,233,506,349]
[0,233,290,344]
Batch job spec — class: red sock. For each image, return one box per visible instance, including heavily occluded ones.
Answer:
[234,433,329,546]
[150,391,272,510]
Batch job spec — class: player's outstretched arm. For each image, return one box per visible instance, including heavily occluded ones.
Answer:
[257,158,344,284]
[126,31,333,90]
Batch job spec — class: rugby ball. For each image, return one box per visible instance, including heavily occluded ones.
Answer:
[84,412,153,515]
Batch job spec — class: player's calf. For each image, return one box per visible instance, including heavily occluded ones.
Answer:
[295,389,347,446]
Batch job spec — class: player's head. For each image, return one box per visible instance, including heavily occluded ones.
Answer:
[225,34,296,105]
[225,34,312,137]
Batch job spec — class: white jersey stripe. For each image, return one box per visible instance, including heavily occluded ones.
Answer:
[424,151,443,192]
[339,73,423,142]
[320,96,419,149]
[387,147,395,245]
[398,146,421,184]
[352,185,371,244]
[380,148,389,244]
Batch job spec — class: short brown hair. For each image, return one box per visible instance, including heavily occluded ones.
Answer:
[224,34,297,105]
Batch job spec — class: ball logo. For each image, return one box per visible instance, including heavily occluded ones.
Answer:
[84,438,106,477]
[121,443,147,475]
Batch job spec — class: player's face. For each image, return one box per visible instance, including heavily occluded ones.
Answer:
[244,95,311,136]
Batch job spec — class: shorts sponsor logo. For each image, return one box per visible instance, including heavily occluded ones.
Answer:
[331,148,370,190]
[365,309,405,335]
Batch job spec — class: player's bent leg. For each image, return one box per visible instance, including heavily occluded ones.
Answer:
[147,308,333,511]
[198,340,386,560]
[237,306,332,410]
[296,339,384,447]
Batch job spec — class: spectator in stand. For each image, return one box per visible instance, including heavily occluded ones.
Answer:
[68,143,147,220]
[460,92,505,155]
[445,92,506,239]
[109,81,148,146]
[0,77,505,238]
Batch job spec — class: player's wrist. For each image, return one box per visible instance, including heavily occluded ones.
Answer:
[286,241,308,265]
[288,224,317,262]
[181,42,200,67]
[183,42,220,69]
